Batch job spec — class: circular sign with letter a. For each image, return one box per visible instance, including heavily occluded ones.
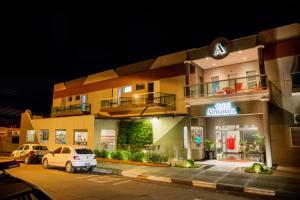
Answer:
[208,37,231,59]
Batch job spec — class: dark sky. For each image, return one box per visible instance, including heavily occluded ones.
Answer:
[1,2,299,126]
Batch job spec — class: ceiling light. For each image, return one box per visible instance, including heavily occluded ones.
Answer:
[238,50,242,54]
[242,57,247,60]
[212,63,216,66]
[205,57,209,60]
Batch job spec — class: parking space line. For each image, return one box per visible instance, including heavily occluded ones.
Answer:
[88,176,108,181]
[76,175,99,179]
[113,180,131,186]
[92,178,121,183]
[49,171,66,175]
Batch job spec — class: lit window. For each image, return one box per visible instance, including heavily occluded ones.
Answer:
[55,129,66,144]
[136,83,145,91]
[74,129,88,145]
[26,130,35,142]
[123,85,132,93]
[40,129,49,142]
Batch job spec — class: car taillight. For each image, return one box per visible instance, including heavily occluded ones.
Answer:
[73,156,80,160]
[29,151,35,156]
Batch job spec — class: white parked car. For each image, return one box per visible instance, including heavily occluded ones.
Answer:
[42,146,97,173]
[11,144,49,164]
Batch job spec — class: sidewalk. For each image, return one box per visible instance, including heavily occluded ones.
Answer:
[96,160,300,199]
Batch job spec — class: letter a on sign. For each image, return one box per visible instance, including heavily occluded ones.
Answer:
[214,43,226,57]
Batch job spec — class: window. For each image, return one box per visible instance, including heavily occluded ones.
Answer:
[53,147,62,154]
[33,146,48,150]
[23,145,29,150]
[136,83,145,91]
[26,130,35,142]
[40,129,49,142]
[74,129,88,145]
[101,129,116,150]
[291,127,300,147]
[55,129,66,144]
[75,95,80,100]
[228,73,237,88]
[246,70,257,89]
[211,76,220,94]
[122,85,132,93]
[75,148,93,154]
[17,145,24,151]
[68,96,73,102]
[62,97,66,105]
[12,136,19,144]
[62,147,71,154]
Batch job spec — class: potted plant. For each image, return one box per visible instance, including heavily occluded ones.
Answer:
[253,134,265,152]
[239,139,247,152]
[204,139,215,160]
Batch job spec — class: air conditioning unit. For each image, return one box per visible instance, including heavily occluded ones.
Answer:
[294,114,300,125]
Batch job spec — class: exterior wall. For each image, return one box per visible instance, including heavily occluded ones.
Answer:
[20,112,96,151]
[94,119,119,150]
[265,56,300,166]
[88,89,113,115]
[203,60,259,83]
[159,75,186,114]
[152,116,187,159]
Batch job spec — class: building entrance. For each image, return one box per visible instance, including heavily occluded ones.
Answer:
[215,125,264,162]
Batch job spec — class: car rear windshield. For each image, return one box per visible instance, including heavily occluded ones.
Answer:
[33,146,48,150]
[75,149,93,154]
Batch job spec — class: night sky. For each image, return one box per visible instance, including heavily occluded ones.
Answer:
[1,3,299,126]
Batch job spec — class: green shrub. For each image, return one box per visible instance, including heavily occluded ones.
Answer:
[187,159,194,166]
[145,151,168,164]
[130,151,146,162]
[244,163,272,174]
[118,150,132,160]
[174,159,199,168]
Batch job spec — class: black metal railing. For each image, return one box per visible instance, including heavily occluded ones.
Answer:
[100,92,176,109]
[184,74,269,98]
[51,103,91,115]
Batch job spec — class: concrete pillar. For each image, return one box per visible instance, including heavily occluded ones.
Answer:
[186,106,192,160]
[262,101,272,167]
[184,61,191,97]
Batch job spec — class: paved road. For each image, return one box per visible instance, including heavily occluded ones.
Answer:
[5,163,267,200]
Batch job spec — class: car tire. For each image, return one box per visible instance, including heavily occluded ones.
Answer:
[65,162,75,173]
[10,154,16,160]
[43,159,49,169]
[88,167,95,172]
[24,156,30,164]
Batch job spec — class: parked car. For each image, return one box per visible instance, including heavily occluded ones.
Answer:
[0,160,52,200]
[42,146,97,173]
[11,144,49,164]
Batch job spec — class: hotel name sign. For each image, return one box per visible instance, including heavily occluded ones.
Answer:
[208,37,232,59]
[206,102,240,116]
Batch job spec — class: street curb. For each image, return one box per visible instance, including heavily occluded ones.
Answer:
[96,167,294,198]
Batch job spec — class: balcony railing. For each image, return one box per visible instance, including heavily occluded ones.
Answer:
[51,103,91,116]
[184,74,269,98]
[100,92,175,109]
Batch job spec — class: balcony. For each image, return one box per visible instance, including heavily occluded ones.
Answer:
[184,74,270,105]
[100,92,176,115]
[51,103,91,117]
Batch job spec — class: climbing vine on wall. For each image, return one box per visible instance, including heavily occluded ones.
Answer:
[118,120,153,148]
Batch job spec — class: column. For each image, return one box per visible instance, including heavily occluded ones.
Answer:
[258,46,267,89]
[186,105,192,160]
[263,101,272,167]
[184,61,191,97]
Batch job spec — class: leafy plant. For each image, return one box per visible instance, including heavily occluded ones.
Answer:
[145,151,168,164]
[118,120,153,148]
[175,159,199,168]
[244,162,272,174]
[130,151,146,162]
[239,139,247,146]
[204,139,215,151]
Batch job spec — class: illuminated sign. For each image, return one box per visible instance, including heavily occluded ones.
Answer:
[206,102,240,116]
[208,37,231,59]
